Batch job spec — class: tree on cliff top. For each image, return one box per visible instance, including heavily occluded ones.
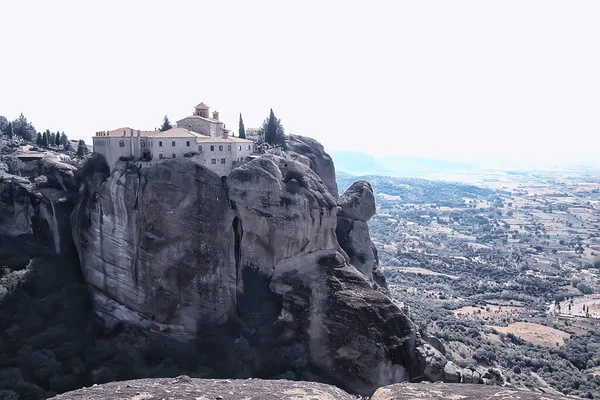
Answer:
[12,113,36,141]
[76,139,89,157]
[160,115,173,132]
[4,122,14,140]
[238,113,246,139]
[261,109,285,145]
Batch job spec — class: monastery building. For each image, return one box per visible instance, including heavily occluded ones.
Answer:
[93,102,257,176]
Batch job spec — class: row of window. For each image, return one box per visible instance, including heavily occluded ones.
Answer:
[118,140,252,152]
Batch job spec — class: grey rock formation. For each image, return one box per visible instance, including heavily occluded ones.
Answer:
[338,180,376,221]
[335,180,385,286]
[371,382,572,400]
[70,137,472,395]
[285,134,339,199]
[51,378,573,400]
[0,154,79,258]
[72,159,237,335]
[51,377,358,400]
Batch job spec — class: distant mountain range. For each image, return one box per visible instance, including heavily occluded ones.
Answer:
[329,151,477,177]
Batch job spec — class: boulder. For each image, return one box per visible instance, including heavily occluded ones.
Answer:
[338,180,376,221]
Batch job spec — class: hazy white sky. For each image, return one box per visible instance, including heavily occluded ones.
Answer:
[1,1,599,164]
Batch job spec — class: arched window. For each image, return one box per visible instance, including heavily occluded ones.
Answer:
[210,145,214,151]
[119,140,125,147]
[159,141,163,147]
[186,141,190,147]
[198,145,203,152]
[172,153,176,158]
[238,145,242,151]
[247,145,251,150]
[219,145,223,151]
[140,140,145,147]
[228,145,231,151]
[171,141,175,147]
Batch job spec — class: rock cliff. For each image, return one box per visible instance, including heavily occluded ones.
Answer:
[72,134,453,395]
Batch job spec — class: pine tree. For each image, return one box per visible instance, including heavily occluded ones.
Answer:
[239,113,246,139]
[13,113,36,141]
[36,132,43,147]
[42,131,49,147]
[160,115,173,132]
[55,131,61,147]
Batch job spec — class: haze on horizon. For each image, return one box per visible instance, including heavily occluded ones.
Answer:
[1,1,599,166]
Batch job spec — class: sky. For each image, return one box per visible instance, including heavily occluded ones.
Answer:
[1,1,599,165]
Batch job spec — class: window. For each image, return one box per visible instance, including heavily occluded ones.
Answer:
[211,159,216,164]
[140,140,145,147]
[159,154,163,159]
[219,145,223,151]
[238,145,242,151]
[228,145,231,151]
[247,145,251,150]
[186,141,190,147]
[172,153,176,158]
[119,140,125,147]
[159,141,163,147]
[221,158,226,164]
[198,145,203,152]
[171,141,175,147]
[210,145,214,151]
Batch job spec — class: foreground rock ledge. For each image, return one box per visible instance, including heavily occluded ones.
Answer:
[51,378,573,400]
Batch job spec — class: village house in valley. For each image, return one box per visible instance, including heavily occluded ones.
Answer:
[93,102,256,176]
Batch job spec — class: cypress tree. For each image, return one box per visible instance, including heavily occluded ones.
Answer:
[266,109,277,145]
[239,113,246,139]
[42,131,49,147]
[55,131,61,147]
[49,132,56,147]
[6,122,13,140]
[36,132,43,147]
[77,140,85,157]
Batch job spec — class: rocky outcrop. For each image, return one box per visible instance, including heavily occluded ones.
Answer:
[0,154,79,262]
[51,378,574,400]
[371,382,571,400]
[284,134,339,199]
[51,377,358,400]
[335,181,385,287]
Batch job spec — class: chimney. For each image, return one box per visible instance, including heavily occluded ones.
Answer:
[213,111,219,121]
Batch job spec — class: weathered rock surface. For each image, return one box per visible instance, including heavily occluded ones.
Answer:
[335,181,384,286]
[338,181,376,222]
[0,154,79,261]
[371,382,573,399]
[51,377,358,400]
[285,134,339,199]
[51,378,574,400]
[71,159,237,335]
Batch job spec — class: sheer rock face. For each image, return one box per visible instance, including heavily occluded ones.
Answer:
[71,159,238,335]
